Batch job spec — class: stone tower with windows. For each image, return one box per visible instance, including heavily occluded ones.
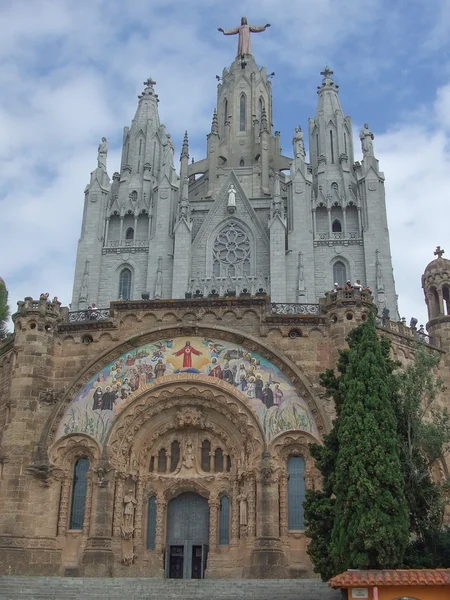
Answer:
[71,39,399,319]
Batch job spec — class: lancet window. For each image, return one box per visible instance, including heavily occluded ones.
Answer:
[287,456,305,530]
[119,267,132,300]
[219,495,230,545]
[239,94,246,131]
[201,440,211,472]
[212,221,251,277]
[125,227,134,240]
[170,440,180,472]
[69,458,89,530]
[333,261,346,288]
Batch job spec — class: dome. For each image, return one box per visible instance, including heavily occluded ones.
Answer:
[422,247,450,287]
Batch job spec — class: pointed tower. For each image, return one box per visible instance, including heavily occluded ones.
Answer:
[71,78,178,308]
[299,67,399,318]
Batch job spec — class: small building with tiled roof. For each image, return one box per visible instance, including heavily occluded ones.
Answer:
[329,569,450,599]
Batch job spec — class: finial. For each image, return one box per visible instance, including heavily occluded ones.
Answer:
[139,77,158,101]
[434,246,445,259]
[319,65,336,88]
[181,130,189,158]
[211,109,219,134]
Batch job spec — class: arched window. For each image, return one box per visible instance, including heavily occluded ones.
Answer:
[201,440,211,472]
[170,440,180,472]
[69,458,89,530]
[157,448,167,473]
[119,267,132,300]
[332,220,342,233]
[287,456,305,530]
[428,287,440,319]
[331,182,338,193]
[226,456,231,472]
[330,130,335,163]
[239,158,245,167]
[239,94,246,131]
[131,190,138,202]
[149,456,155,472]
[223,98,228,125]
[333,261,346,288]
[443,286,450,316]
[125,227,134,240]
[219,495,230,545]
[243,259,250,276]
[146,496,156,549]
[258,97,264,124]
[213,260,220,277]
[214,448,224,472]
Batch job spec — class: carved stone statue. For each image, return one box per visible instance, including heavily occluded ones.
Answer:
[293,126,306,158]
[227,183,236,212]
[359,123,374,156]
[237,494,248,526]
[162,134,175,168]
[154,257,163,299]
[182,437,195,469]
[121,489,137,539]
[79,260,90,301]
[97,137,108,170]
[218,17,271,57]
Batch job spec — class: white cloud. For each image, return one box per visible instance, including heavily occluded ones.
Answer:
[1,0,450,338]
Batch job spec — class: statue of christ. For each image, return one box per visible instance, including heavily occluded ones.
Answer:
[218,17,271,57]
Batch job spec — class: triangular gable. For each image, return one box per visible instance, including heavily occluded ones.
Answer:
[191,171,270,252]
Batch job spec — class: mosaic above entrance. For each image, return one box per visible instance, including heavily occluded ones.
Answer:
[56,337,317,443]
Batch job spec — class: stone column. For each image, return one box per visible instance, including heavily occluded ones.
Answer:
[133,477,144,549]
[327,207,332,238]
[57,475,71,536]
[231,479,239,541]
[247,474,256,538]
[155,492,166,554]
[343,207,347,238]
[112,475,125,537]
[208,494,219,552]
[279,470,288,537]
[246,453,287,578]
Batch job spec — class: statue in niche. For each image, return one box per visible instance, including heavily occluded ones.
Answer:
[359,123,374,156]
[182,437,196,469]
[121,489,137,539]
[227,183,237,212]
[237,494,248,526]
[293,126,306,159]
[97,137,108,170]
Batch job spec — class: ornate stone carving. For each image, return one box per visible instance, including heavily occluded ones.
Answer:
[38,389,60,405]
[121,489,137,540]
[176,407,205,429]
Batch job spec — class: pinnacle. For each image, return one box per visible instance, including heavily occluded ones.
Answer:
[211,109,219,134]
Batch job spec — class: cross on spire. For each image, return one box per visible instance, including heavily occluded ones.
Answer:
[144,77,156,88]
[434,246,445,259]
[321,66,334,79]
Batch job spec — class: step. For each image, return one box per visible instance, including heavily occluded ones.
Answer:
[0,577,341,600]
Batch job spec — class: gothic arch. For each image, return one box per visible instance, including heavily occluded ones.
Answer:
[42,325,329,450]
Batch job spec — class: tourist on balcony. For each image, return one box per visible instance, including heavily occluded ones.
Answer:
[345,280,353,291]
[353,279,363,291]
[331,283,341,296]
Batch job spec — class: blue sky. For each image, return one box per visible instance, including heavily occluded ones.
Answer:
[1,0,450,328]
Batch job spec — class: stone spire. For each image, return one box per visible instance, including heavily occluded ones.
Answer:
[211,109,219,134]
[181,131,189,158]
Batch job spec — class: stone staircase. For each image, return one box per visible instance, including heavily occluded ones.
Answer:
[0,577,343,600]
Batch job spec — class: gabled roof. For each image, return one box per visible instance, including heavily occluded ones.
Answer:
[329,569,450,588]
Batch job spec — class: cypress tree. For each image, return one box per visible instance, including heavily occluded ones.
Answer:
[330,311,409,571]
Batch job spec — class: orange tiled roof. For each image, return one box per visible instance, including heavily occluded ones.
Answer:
[329,569,450,588]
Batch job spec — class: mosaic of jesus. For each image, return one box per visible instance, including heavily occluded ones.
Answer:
[56,337,317,443]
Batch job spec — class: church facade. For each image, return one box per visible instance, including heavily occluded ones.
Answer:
[0,23,449,580]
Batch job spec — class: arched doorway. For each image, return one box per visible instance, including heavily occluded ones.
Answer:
[166,492,209,579]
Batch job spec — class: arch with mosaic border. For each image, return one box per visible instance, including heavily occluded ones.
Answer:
[42,325,328,451]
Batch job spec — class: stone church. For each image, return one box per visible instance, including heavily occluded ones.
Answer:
[0,19,449,581]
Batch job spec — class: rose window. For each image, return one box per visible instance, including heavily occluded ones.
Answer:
[213,222,251,276]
